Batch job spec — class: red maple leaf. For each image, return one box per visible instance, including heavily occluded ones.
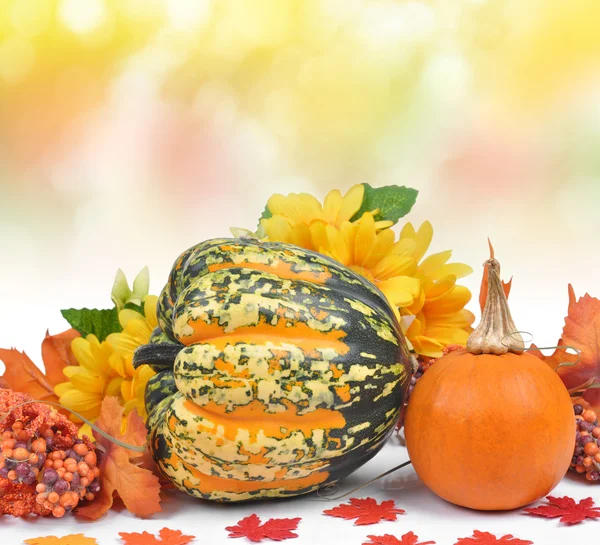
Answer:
[524,496,600,524]
[454,531,533,545]
[225,514,301,542]
[119,528,195,545]
[323,497,406,526]
[364,531,436,545]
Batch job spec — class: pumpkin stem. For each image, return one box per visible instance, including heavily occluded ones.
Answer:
[467,258,524,355]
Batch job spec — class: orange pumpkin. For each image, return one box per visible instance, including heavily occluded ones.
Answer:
[404,254,575,511]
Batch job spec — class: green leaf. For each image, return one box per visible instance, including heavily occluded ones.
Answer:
[351,183,418,225]
[256,203,272,229]
[124,302,144,314]
[60,308,122,342]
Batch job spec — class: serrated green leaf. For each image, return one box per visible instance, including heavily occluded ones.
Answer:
[257,203,272,229]
[60,308,122,342]
[351,183,418,225]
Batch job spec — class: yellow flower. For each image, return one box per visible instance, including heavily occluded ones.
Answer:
[259,184,392,245]
[55,296,158,435]
[261,191,474,358]
[107,296,158,419]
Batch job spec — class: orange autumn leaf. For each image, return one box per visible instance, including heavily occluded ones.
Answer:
[0,329,79,403]
[76,396,161,521]
[532,285,600,414]
[478,240,512,312]
[24,534,98,545]
[119,528,195,545]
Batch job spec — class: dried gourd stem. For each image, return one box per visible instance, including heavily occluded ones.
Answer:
[467,258,524,355]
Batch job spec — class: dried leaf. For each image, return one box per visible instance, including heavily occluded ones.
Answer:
[453,531,532,545]
[41,329,80,385]
[524,496,600,524]
[478,240,512,312]
[24,535,98,545]
[75,397,161,520]
[532,285,600,413]
[0,329,79,403]
[119,528,195,545]
[364,531,436,545]
[323,497,405,526]
[226,514,301,542]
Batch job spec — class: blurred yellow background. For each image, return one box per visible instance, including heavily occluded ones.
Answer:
[2,0,600,358]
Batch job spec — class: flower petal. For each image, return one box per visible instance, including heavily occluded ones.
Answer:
[323,189,343,224]
[379,276,421,307]
[336,184,364,224]
[424,285,472,315]
[428,263,474,281]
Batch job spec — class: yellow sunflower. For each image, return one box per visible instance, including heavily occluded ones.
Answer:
[260,190,474,358]
[55,296,157,435]
[258,184,393,246]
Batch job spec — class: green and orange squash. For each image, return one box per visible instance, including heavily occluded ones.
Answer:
[133,238,412,502]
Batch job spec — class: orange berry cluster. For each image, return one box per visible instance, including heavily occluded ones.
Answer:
[572,406,600,482]
[0,420,101,517]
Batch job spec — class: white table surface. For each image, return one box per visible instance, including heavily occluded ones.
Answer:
[2,433,597,545]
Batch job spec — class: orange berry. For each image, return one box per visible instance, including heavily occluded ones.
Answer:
[43,500,53,510]
[80,477,89,487]
[2,431,12,439]
[36,493,47,505]
[2,439,15,450]
[56,467,66,478]
[77,462,90,476]
[32,468,39,477]
[29,453,39,465]
[44,459,53,469]
[13,447,29,461]
[583,410,598,423]
[593,428,600,439]
[84,452,97,466]
[64,472,73,482]
[64,460,77,473]
[584,442,599,456]
[92,467,100,478]
[74,443,88,456]
[43,429,54,438]
[16,430,29,442]
[48,491,59,503]
[575,464,587,473]
[12,421,24,431]
[36,483,46,493]
[31,439,46,453]
[52,505,66,518]
[7,470,17,480]
[2,449,13,460]
[583,456,594,468]
[85,492,95,502]
[59,493,73,507]
[53,459,63,470]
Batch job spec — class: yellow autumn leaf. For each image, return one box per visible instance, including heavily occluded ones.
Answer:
[24,534,98,545]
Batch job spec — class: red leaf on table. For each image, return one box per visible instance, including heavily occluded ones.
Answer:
[119,528,195,545]
[323,497,405,526]
[524,496,600,524]
[75,397,161,520]
[364,531,436,545]
[454,531,533,544]
[226,514,301,542]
